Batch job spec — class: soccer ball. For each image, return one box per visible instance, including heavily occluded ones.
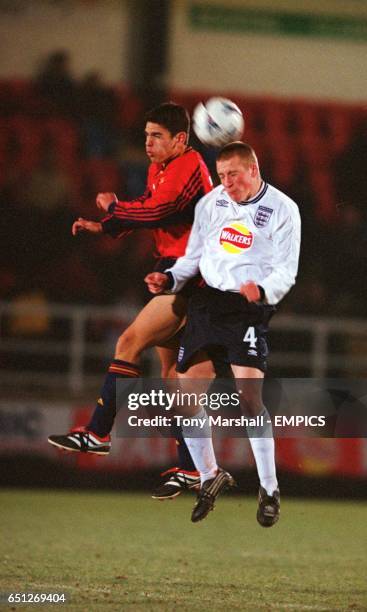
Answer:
[192,97,244,147]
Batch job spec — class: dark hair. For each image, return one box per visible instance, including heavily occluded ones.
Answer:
[145,102,190,138]
[217,141,258,165]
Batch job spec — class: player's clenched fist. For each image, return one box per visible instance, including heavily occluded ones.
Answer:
[72,217,103,235]
[144,272,169,294]
[239,281,261,302]
[96,192,118,212]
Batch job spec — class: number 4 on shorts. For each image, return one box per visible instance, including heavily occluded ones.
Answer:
[243,326,257,348]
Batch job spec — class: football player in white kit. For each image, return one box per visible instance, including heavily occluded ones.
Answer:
[145,141,301,525]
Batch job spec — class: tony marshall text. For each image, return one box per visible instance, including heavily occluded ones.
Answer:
[127,415,326,428]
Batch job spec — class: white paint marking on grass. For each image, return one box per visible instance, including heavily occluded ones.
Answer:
[239,603,333,611]
[278,605,332,611]
[30,583,112,595]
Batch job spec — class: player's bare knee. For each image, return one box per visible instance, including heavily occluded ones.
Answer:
[240,396,264,417]
[115,327,146,359]
[160,363,177,378]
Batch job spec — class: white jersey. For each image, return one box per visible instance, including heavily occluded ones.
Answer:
[167,181,301,305]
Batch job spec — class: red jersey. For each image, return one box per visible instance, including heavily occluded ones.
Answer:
[101,147,212,258]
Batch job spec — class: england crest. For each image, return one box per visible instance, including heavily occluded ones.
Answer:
[254,205,273,228]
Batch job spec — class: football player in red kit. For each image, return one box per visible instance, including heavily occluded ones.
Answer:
[48,102,217,497]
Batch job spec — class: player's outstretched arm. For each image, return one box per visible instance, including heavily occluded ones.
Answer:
[100,155,208,233]
[144,272,169,294]
[72,217,103,235]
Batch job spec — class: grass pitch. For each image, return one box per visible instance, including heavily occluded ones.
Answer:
[1,489,367,611]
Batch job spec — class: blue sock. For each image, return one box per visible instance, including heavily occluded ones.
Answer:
[88,359,140,437]
[171,421,197,471]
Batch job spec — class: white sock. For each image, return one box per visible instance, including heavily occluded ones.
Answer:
[249,437,278,495]
[247,408,278,495]
[181,407,218,485]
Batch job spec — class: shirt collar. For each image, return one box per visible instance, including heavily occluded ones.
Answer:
[239,181,268,205]
[221,181,268,205]
[159,146,192,170]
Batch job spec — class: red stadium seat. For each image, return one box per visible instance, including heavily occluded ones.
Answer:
[321,105,354,155]
[115,87,144,130]
[44,119,80,171]
[6,116,44,173]
[309,168,338,222]
[81,158,121,193]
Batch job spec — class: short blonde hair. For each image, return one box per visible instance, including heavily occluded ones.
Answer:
[217,141,258,166]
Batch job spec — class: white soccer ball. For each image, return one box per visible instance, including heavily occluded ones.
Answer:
[192,97,244,147]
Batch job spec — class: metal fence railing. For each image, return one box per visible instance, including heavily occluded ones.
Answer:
[1,301,366,393]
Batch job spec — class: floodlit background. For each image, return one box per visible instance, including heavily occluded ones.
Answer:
[0,0,366,491]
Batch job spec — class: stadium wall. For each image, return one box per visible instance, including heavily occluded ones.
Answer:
[0,1,366,102]
[0,0,129,82]
[167,0,367,102]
